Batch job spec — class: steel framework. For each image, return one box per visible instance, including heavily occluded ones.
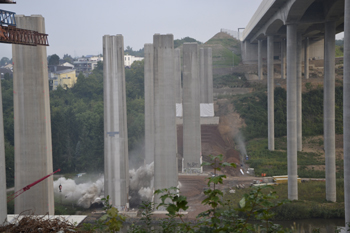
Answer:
[0,25,49,46]
[0,9,15,26]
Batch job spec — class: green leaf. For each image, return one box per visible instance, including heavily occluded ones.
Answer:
[239,197,246,208]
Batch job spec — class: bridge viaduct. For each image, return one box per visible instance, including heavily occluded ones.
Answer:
[241,0,349,228]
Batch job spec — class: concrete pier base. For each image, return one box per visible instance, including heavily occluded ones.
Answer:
[144,44,155,165]
[12,15,54,215]
[182,43,201,173]
[344,1,350,229]
[287,24,298,200]
[0,79,7,223]
[153,34,178,203]
[324,21,336,203]
[267,35,274,151]
[103,35,129,210]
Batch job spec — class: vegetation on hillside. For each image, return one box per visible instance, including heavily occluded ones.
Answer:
[174,37,202,48]
[233,86,343,141]
[205,32,241,70]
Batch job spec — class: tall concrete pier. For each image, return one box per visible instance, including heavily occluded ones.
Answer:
[304,38,309,79]
[286,24,298,200]
[258,40,263,80]
[182,43,201,172]
[199,47,213,103]
[296,33,302,152]
[12,15,54,214]
[0,79,7,222]
[324,21,336,202]
[103,35,129,210]
[345,1,350,228]
[174,48,182,104]
[281,38,286,79]
[144,44,155,165]
[267,35,274,151]
[153,34,178,201]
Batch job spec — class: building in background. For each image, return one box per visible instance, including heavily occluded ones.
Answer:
[124,54,143,67]
[48,65,77,90]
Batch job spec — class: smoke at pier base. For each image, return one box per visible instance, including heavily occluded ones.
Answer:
[129,162,154,208]
[53,176,104,209]
[53,163,155,209]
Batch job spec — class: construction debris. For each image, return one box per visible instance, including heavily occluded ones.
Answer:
[0,213,80,232]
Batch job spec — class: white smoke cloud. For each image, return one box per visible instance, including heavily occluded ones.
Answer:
[53,163,156,209]
[53,176,104,208]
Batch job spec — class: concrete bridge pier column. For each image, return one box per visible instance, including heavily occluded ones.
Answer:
[267,35,274,151]
[304,37,310,79]
[182,43,201,172]
[286,23,298,200]
[258,39,263,80]
[281,38,286,79]
[297,33,303,152]
[324,21,336,203]
[103,35,129,210]
[0,79,7,223]
[174,48,182,104]
[13,15,54,215]
[144,44,154,165]
[344,1,350,228]
[153,34,178,204]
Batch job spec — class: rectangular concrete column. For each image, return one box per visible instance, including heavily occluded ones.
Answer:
[153,34,178,201]
[12,15,54,214]
[281,38,286,79]
[258,40,263,80]
[297,33,303,152]
[103,35,129,210]
[304,37,310,79]
[199,48,208,103]
[344,1,350,229]
[174,48,182,104]
[0,79,7,223]
[182,43,201,173]
[267,35,274,151]
[205,48,214,104]
[324,21,336,203]
[144,44,155,165]
[287,24,298,200]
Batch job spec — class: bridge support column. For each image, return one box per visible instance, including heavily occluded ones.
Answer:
[153,34,178,204]
[304,37,309,79]
[297,33,302,152]
[103,35,129,210]
[258,39,263,80]
[281,38,286,79]
[0,79,6,223]
[13,15,54,215]
[287,24,298,200]
[183,43,201,172]
[324,21,336,203]
[344,1,350,229]
[144,44,155,165]
[174,48,182,104]
[267,35,274,151]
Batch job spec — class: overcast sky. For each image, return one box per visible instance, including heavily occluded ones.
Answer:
[0,0,263,59]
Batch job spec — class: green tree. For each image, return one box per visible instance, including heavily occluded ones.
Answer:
[48,54,60,65]
[0,57,10,66]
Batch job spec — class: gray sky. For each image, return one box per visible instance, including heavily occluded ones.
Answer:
[0,0,263,59]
